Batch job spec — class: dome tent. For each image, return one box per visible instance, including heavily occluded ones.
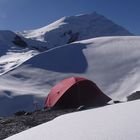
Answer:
[45,77,111,109]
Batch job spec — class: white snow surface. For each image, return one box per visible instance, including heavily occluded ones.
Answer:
[0,36,140,116]
[20,12,132,49]
[0,30,47,75]
[5,99,140,140]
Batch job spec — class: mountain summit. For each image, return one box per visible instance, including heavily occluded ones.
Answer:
[20,12,133,49]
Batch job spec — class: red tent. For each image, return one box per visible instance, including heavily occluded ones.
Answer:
[45,77,111,109]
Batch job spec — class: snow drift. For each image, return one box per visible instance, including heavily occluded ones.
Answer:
[5,99,140,140]
[0,36,140,116]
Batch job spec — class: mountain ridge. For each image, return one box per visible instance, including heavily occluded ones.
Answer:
[20,12,133,49]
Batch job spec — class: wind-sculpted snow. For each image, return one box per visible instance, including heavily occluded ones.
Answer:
[21,12,132,49]
[25,43,88,73]
[5,100,140,140]
[0,36,140,116]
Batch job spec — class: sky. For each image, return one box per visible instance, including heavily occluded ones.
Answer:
[0,0,140,35]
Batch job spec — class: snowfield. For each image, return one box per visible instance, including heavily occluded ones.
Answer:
[5,99,140,140]
[0,36,140,116]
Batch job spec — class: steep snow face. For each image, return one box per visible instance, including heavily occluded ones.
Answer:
[0,30,47,75]
[0,30,18,45]
[0,36,140,116]
[5,100,140,140]
[20,12,133,49]
[0,30,47,50]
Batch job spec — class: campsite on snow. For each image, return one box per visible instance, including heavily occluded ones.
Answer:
[0,11,140,140]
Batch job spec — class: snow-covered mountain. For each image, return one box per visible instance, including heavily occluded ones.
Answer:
[20,12,133,49]
[0,13,133,75]
[0,30,47,75]
[5,100,140,140]
[0,36,140,116]
[1,12,140,139]
[0,12,137,117]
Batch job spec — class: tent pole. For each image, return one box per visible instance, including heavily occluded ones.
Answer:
[77,82,81,107]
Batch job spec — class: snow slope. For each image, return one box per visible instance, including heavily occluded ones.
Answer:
[0,36,140,116]
[0,13,132,75]
[0,30,47,75]
[20,12,133,49]
[5,99,140,140]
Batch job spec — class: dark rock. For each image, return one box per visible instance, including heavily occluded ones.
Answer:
[67,32,79,43]
[127,91,140,101]
[12,35,28,48]
[24,112,32,116]
[14,110,26,116]
[113,100,121,104]
[0,109,75,140]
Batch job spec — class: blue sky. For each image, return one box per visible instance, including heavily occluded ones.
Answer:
[0,0,139,35]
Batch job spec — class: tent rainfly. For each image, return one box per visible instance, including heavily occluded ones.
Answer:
[44,77,111,109]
